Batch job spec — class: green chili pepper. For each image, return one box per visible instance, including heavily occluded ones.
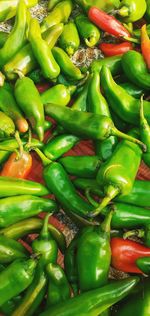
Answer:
[136,257,150,274]
[110,109,129,132]
[39,277,139,316]
[0,258,36,306]
[0,195,58,228]
[41,84,76,106]
[75,14,100,47]
[73,178,150,208]
[29,19,60,80]
[0,111,15,138]
[0,295,22,316]
[59,155,101,178]
[0,177,49,197]
[87,71,118,161]
[0,235,28,264]
[0,217,66,254]
[75,0,120,12]
[101,65,150,125]
[45,103,145,149]
[117,0,146,22]
[119,82,144,99]
[77,211,112,292]
[90,55,122,75]
[41,0,73,33]
[71,79,89,111]
[140,95,150,167]
[46,263,71,307]
[0,0,27,69]
[43,134,80,160]
[0,0,37,22]
[4,23,64,81]
[0,31,8,48]
[90,129,142,216]
[52,47,84,80]
[12,260,47,316]
[14,75,45,141]
[145,0,150,22]
[59,21,80,56]
[0,151,10,165]
[32,214,58,266]
[122,50,150,90]
[0,83,28,133]
[0,136,43,152]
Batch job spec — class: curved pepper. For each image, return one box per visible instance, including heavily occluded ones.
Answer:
[141,24,150,70]
[101,65,150,124]
[122,50,150,90]
[39,277,139,316]
[0,111,15,138]
[14,75,45,141]
[0,258,36,306]
[99,42,133,56]
[90,55,122,75]
[118,81,144,99]
[59,21,80,56]
[41,84,76,106]
[75,0,120,12]
[0,0,37,22]
[75,14,100,47]
[117,0,146,22]
[71,78,89,111]
[0,0,27,69]
[111,237,150,273]
[0,235,27,264]
[46,263,71,307]
[1,150,32,179]
[29,19,60,80]
[140,96,150,167]
[0,195,58,228]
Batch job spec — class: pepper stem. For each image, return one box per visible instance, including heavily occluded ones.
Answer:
[111,127,146,152]
[140,94,147,128]
[66,46,74,56]
[14,69,25,79]
[33,148,52,166]
[101,210,113,233]
[40,213,52,240]
[123,229,145,239]
[118,6,129,17]
[88,185,119,217]
[85,188,99,207]
[15,130,24,159]
[85,36,96,48]
[123,36,140,44]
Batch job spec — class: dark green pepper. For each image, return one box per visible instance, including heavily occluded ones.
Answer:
[75,14,100,47]
[136,257,150,274]
[0,258,36,306]
[41,84,76,106]
[0,235,28,264]
[14,75,45,141]
[90,55,122,75]
[39,277,139,316]
[145,0,150,21]
[101,65,150,125]
[0,195,58,228]
[117,0,146,22]
[140,96,150,167]
[46,263,71,307]
[0,295,22,316]
[119,82,145,99]
[71,78,89,111]
[59,21,80,56]
[0,0,37,22]
[0,111,15,137]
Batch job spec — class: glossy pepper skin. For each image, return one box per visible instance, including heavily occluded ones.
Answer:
[118,0,146,22]
[0,258,36,306]
[73,178,150,208]
[140,95,150,167]
[0,136,43,152]
[0,195,58,228]
[0,235,27,264]
[46,263,71,307]
[59,155,101,178]
[41,84,75,106]
[71,78,89,111]
[77,211,112,292]
[90,55,122,75]
[29,19,60,80]
[52,47,84,80]
[111,237,150,273]
[75,0,120,12]
[0,217,66,254]
[45,103,145,149]
[122,50,150,90]
[101,65,150,124]
[0,31,8,48]
[40,277,139,316]
[87,71,118,161]
[0,111,15,138]
[32,214,58,266]
[141,24,150,70]
[41,0,73,33]
[92,129,142,216]
[14,76,45,141]
[0,177,49,197]
[75,14,100,47]
[99,42,133,56]
[0,294,22,316]
[136,257,150,274]
[1,150,32,179]
[59,21,80,56]
[48,0,62,10]
[118,82,144,99]
[0,0,27,69]
[0,0,37,22]
[4,23,64,81]
[0,83,28,133]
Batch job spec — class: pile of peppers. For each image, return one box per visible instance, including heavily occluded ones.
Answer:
[0,0,150,315]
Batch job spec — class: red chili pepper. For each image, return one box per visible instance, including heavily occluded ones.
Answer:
[111,237,150,274]
[88,7,130,39]
[1,151,32,179]
[99,42,133,56]
[141,24,150,70]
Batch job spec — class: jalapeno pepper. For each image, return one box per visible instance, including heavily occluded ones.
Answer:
[0,235,28,264]
[99,42,133,56]
[90,55,122,75]
[29,18,60,80]
[140,95,150,167]
[117,0,146,22]
[0,111,15,138]
[0,0,37,22]
[0,258,36,306]
[59,21,80,56]
[0,0,27,69]
[46,263,71,307]
[0,195,58,228]
[75,14,100,47]
[39,277,139,316]
[41,84,76,106]
[101,65,150,124]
